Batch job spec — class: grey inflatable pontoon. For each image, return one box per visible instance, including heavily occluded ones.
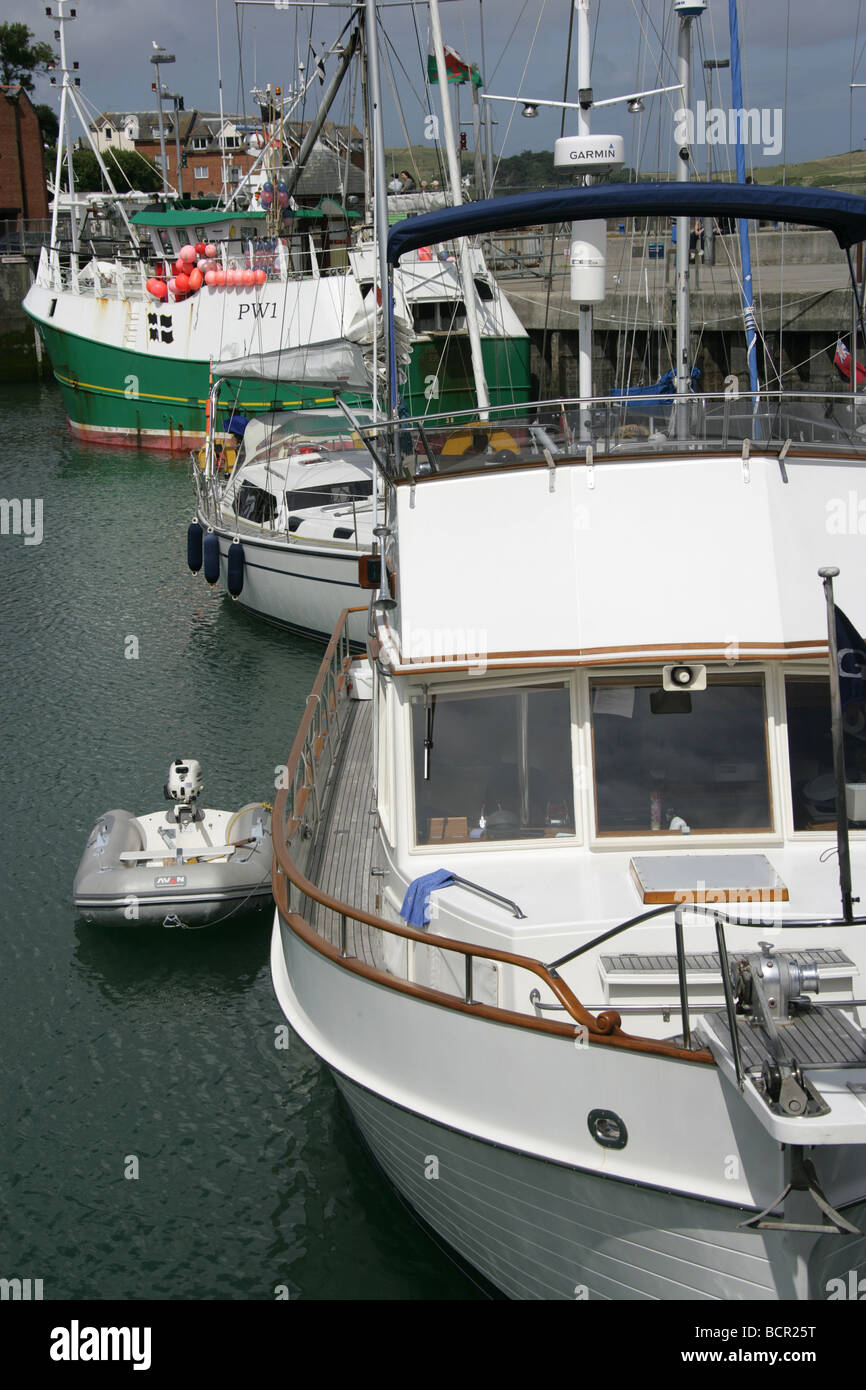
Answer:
[73,759,273,928]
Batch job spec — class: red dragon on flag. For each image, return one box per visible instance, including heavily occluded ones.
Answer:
[427,41,482,86]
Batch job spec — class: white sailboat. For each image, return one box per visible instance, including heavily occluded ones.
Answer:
[190,339,381,644]
[269,0,866,1300]
[190,0,523,639]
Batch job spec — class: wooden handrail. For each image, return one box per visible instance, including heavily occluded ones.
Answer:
[272,875,713,1063]
[272,605,365,821]
[271,607,714,1065]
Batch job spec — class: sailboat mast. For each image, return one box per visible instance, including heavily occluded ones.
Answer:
[729,0,759,403]
[575,0,593,433]
[364,0,392,412]
[674,2,705,419]
[216,0,230,199]
[358,20,374,224]
[428,0,490,415]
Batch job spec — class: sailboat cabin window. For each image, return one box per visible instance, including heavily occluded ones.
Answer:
[590,676,771,835]
[412,683,575,844]
[283,478,372,511]
[785,677,866,830]
[235,483,277,525]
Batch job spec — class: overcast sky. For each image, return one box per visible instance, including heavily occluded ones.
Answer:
[10,0,866,173]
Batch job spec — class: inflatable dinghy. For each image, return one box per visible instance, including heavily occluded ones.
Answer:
[73,759,273,928]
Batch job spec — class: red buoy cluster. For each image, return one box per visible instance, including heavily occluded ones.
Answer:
[145,241,268,301]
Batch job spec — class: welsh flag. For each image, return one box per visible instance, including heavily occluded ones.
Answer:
[427,42,482,87]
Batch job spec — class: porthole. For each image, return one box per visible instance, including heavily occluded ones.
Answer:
[587,1108,628,1150]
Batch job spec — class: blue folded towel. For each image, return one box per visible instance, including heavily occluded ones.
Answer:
[400,869,455,928]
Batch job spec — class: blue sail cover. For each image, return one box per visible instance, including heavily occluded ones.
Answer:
[387,182,866,263]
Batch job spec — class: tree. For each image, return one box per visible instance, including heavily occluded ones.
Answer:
[48,146,163,194]
[0,23,57,94]
[35,103,59,146]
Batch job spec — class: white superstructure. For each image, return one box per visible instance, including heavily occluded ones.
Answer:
[271,381,866,1300]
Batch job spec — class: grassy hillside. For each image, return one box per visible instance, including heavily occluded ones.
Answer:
[386,145,866,195]
[749,150,866,193]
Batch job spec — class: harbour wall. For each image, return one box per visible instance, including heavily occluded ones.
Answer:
[0,226,855,395]
[0,258,42,379]
[512,229,854,397]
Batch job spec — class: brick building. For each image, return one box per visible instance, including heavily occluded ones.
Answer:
[90,109,363,204]
[0,86,49,221]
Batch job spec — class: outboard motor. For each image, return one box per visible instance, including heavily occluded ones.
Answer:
[164,758,204,824]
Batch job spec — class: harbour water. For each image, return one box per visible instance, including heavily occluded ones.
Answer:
[0,380,481,1301]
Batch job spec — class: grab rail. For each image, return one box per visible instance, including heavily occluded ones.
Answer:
[448,874,526,919]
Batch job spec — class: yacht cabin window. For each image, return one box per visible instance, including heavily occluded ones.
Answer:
[412,683,574,844]
[590,676,771,835]
[235,482,277,524]
[284,479,372,511]
[785,677,866,829]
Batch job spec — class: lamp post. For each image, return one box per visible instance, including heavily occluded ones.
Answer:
[162,91,185,198]
[150,46,176,197]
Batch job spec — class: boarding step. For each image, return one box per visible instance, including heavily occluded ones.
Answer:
[600,947,856,1008]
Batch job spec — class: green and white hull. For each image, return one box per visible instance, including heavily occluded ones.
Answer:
[24,239,530,451]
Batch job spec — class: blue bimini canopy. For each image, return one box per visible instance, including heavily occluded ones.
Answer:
[386,181,866,264]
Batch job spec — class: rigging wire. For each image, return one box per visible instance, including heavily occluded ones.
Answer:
[380,39,425,186]
[852,0,864,184]
[489,0,548,196]
[409,2,449,188]
[69,87,159,195]
[776,0,792,389]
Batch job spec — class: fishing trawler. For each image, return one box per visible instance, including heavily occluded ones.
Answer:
[269,1,866,1301]
[23,2,528,450]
